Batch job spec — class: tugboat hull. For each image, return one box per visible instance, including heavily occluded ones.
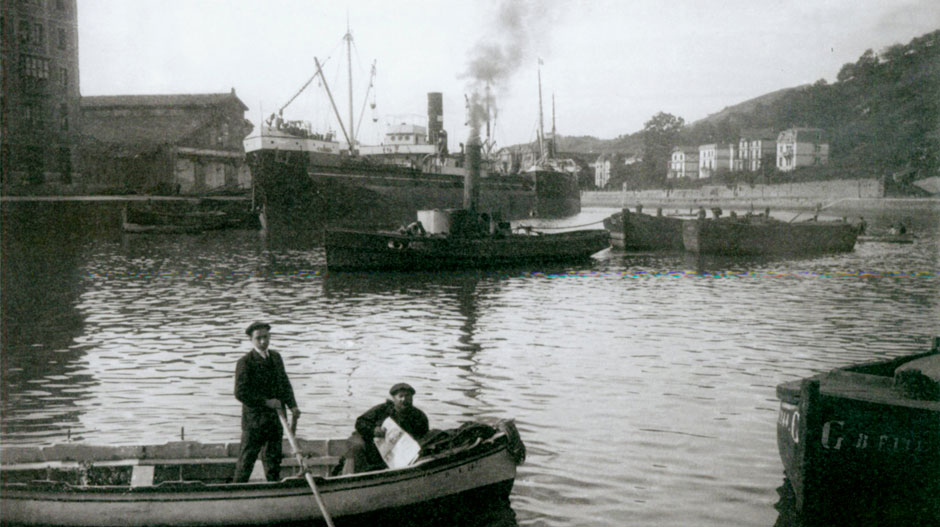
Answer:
[325,228,610,271]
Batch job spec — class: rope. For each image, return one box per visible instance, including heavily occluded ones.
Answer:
[515,219,606,231]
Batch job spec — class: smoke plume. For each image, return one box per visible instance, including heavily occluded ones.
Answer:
[462,0,557,142]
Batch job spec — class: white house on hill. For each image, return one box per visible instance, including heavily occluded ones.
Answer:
[776,128,829,172]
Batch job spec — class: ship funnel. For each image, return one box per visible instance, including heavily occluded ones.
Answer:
[427,92,444,149]
[464,136,481,211]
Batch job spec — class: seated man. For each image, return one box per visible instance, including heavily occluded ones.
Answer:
[339,383,429,474]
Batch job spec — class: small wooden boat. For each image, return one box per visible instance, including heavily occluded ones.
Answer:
[602,206,683,250]
[775,339,940,518]
[122,204,262,234]
[325,208,609,271]
[857,233,915,244]
[682,214,858,256]
[0,420,525,527]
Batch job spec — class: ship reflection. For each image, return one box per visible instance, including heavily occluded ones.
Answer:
[1,215,99,442]
[773,478,938,526]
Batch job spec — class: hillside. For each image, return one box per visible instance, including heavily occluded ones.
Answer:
[691,86,804,126]
[540,29,940,186]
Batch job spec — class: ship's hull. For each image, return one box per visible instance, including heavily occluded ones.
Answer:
[602,209,684,250]
[247,150,579,229]
[325,228,610,271]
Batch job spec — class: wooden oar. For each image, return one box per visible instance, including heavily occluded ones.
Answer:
[276,408,336,527]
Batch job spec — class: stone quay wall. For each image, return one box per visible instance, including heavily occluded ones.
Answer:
[579,178,940,215]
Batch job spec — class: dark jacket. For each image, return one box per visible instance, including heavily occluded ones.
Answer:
[355,400,429,442]
[234,349,297,428]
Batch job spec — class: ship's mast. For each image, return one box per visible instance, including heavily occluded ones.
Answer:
[551,93,556,159]
[537,62,545,161]
[345,25,356,152]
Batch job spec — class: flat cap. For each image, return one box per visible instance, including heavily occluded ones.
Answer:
[245,321,271,336]
[389,383,416,396]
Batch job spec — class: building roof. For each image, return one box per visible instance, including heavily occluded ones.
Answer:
[81,91,248,111]
[739,128,776,140]
[778,127,825,142]
[83,114,207,144]
[80,113,209,156]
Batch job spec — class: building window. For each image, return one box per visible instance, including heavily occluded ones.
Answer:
[57,28,67,50]
[24,103,42,127]
[59,102,68,131]
[58,66,68,88]
[56,0,66,9]
[18,20,30,43]
[57,147,72,184]
[22,55,50,79]
[31,23,43,45]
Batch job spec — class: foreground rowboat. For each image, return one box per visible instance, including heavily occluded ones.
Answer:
[1,420,525,527]
[775,340,940,519]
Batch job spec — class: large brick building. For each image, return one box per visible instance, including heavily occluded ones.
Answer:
[1,0,81,188]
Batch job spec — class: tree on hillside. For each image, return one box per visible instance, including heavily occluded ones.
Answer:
[641,112,684,188]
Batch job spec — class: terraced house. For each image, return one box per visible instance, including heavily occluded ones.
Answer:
[698,143,732,179]
[776,127,829,172]
[668,146,699,179]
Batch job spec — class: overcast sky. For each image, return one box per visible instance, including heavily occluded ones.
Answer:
[78,0,940,150]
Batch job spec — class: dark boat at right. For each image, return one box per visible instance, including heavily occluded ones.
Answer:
[775,337,940,520]
[682,210,859,255]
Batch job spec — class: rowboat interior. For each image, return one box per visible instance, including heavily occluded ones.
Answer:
[1,437,349,487]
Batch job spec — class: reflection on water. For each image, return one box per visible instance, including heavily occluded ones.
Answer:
[1,203,938,526]
[772,479,938,526]
[338,485,519,527]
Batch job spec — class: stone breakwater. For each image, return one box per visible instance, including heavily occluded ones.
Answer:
[583,178,939,216]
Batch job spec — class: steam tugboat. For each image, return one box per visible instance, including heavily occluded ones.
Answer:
[324,140,609,271]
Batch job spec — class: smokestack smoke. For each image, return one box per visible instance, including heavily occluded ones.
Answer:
[462,0,557,143]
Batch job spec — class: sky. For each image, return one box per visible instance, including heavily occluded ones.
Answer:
[77,0,940,151]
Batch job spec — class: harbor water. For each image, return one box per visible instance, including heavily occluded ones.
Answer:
[2,205,938,526]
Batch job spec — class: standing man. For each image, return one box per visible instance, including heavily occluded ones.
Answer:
[232,321,301,483]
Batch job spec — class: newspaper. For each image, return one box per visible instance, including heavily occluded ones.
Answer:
[373,417,421,468]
